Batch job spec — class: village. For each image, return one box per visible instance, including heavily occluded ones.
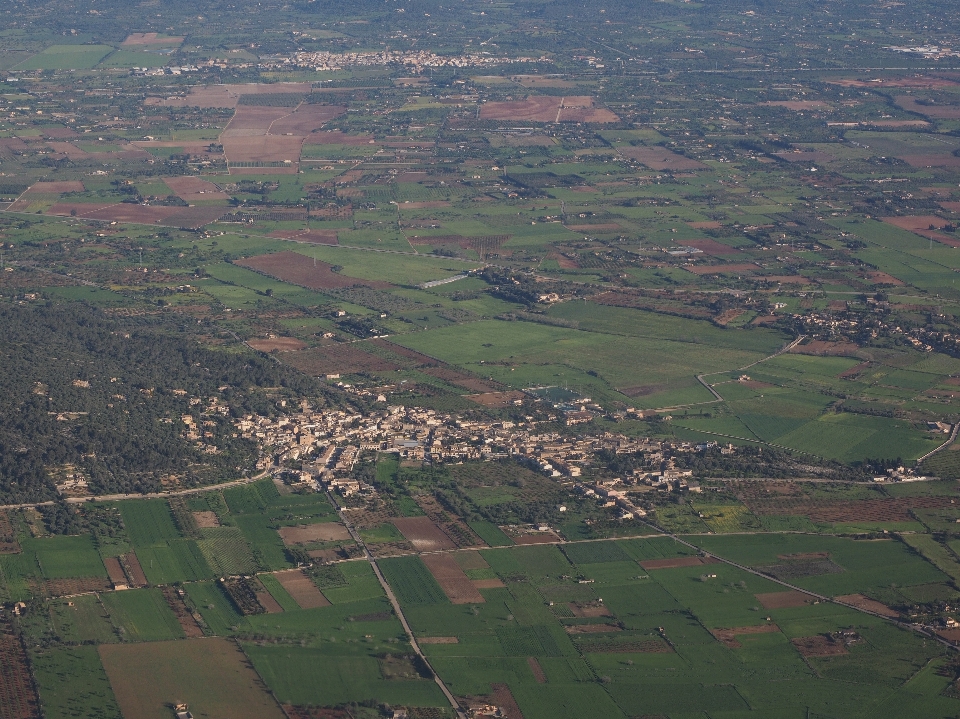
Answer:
[228,395,723,523]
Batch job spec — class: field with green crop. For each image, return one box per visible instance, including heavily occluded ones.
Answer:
[32,645,123,719]
[13,44,114,70]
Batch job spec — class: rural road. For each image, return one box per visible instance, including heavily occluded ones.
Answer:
[0,469,274,512]
[918,422,960,464]
[326,491,468,719]
[630,515,960,653]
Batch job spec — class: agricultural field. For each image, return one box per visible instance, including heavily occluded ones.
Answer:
[5,0,960,717]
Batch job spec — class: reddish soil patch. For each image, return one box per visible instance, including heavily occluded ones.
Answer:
[122,32,183,46]
[682,239,741,256]
[47,202,224,229]
[302,130,376,146]
[685,263,759,275]
[161,587,204,637]
[274,570,330,609]
[247,337,307,353]
[473,578,506,589]
[937,628,960,643]
[774,151,835,163]
[100,638,286,719]
[398,201,453,209]
[422,553,485,604]
[279,523,351,544]
[900,155,960,169]
[490,683,525,719]
[940,201,960,212]
[147,83,312,109]
[268,229,339,245]
[864,271,905,286]
[839,361,872,379]
[569,602,612,618]
[565,623,621,634]
[418,636,459,644]
[740,379,774,389]
[466,391,527,407]
[688,220,723,229]
[44,202,116,217]
[480,96,618,123]
[512,532,563,545]
[944,377,960,386]
[122,551,148,587]
[640,556,713,570]
[560,107,621,123]
[835,594,899,618]
[253,578,285,614]
[564,223,623,233]
[368,339,440,367]
[527,657,547,683]
[792,635,848,657]
[193,511,220,528]
[39,127,77,140]
[480,96,562,122]
[391,517,456,551]
[32,577,111,596]
[0,618,41,719]
[712,624,780,649]
[162,176,229,202]
[755,591,815,609]
[716,309,747,326]
[789,340,860,357]
[881,216,960,247]
[421,366,502,393]
[894,96,960,119]
[620,146,708,171]
[283,344,399,376]
[24,180,84,194]
[884,215,952,232]
[763,101,830,110]
[223,135,305,167]
[269,105,346,135]
[236,251,382,290]
[104,557,127,587]
[738,489,957,524]
[225,106,296,133]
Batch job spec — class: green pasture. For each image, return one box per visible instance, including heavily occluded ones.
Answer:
[29,535,106,579]
[100,588,184,642]
[31,645,123,719]
[244,645,447,707]
[14,44,114,70]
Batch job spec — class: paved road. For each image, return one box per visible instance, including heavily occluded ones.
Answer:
[0,470,273,512]
[918,422,960,464]
[326,491,467,719]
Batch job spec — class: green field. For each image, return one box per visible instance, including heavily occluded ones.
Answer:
[119,500,182,547]
[378,556,448,606]
[100,588,184,642]
[32,645,123,719]
[13,44,114,70]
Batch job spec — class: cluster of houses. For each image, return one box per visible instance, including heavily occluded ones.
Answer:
[231,402,734,507]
